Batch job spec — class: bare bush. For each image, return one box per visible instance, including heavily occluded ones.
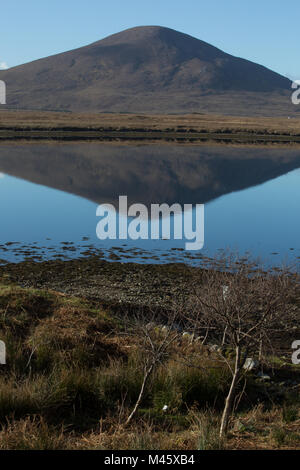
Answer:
[184,255,300,437]
[119,308,181,425]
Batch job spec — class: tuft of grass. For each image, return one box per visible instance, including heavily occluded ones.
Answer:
[271,427,286,447]
[154,360,231,410]
[0,416,68,450]
[282,405,299,423]
[188,409,224,450]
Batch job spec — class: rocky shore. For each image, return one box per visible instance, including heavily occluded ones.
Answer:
[0,256,200,309]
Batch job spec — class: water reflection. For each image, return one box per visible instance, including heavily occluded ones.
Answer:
[0,143,299,266]
[0,143,300,206]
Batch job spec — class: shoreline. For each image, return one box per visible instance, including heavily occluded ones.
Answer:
[0,256,200,309]
[1,255,298,310]
[2,129,300,144]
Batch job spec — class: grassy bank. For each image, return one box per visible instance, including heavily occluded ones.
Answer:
[0,272,299,450]
[1,111,300,143]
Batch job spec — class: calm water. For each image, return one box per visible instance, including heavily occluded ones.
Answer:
[0,143,299,267]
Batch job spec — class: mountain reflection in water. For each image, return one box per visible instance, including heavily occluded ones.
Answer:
[0,143,299,266]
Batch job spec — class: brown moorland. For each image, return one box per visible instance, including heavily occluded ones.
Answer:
[1,111,300,142]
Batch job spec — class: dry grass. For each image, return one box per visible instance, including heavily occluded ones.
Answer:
[1,110,300,136]
[226,404,300,450]
[0,278,299,450]
[1,407,298,450]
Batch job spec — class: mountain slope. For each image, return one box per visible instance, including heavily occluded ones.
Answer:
[0,26,296,116]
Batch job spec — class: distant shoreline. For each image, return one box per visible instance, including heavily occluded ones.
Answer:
[1,110,300,143]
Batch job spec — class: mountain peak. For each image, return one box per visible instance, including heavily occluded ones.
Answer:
[97,25,198,43]
[93,25,226,60]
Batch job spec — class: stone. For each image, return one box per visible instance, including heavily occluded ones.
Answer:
[243,358,260,371]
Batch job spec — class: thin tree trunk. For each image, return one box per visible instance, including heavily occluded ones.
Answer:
[219,345,241,437]
[201,327,209,345]
[258,337,263,361]
[221,325,228,347]
[126,362,154,426]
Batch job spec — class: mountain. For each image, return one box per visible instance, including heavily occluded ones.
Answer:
[0,26,296,116]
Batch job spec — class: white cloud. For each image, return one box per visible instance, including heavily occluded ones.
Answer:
[0,62,8,70]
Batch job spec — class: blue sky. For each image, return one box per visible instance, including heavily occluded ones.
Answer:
[1,0,299,79]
